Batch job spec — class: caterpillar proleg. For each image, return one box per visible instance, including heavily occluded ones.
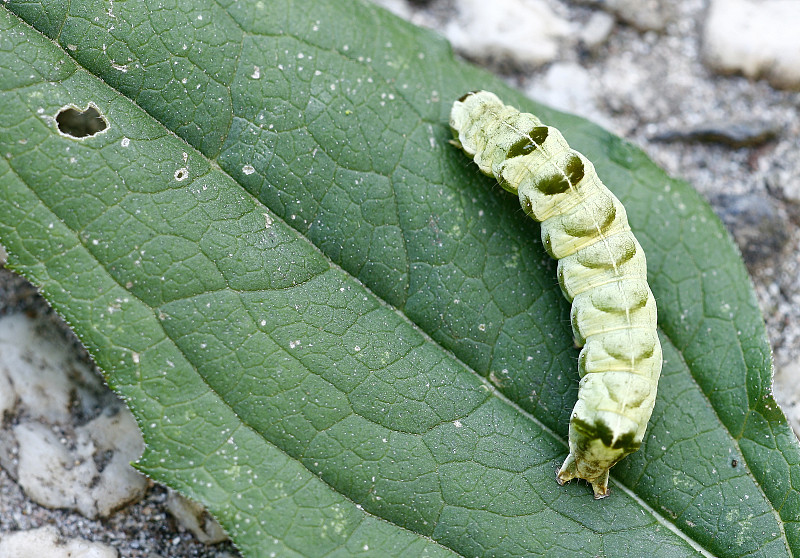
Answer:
[449,91,662,498]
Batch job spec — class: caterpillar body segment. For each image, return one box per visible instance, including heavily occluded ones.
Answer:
[450,91,662,499]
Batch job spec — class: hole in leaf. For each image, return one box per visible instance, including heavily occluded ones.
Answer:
[174,168,189,181]
[56,104,108,138]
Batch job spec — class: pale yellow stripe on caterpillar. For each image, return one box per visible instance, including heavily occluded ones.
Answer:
[450,91,662,499]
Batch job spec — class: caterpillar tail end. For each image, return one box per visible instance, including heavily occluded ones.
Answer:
[557,455,611,499]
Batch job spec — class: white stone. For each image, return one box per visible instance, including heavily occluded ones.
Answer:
[166,490,229,544]
[526,62,616,131]
[0,526,117,557]
[581,0,674,31]
[0,315,77,423]
[774,360,800,436]
[704,0,800,89]
[0,359,13,418]
[579,10,616,50]
[12,412,145,518]
[444,0,572,67]
[0,314,147,519]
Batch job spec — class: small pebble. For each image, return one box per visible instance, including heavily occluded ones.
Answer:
[651,120,780,148]
[444,0,571,68]
[704,0,800,89]
[0,526,117,558]
[711,193,790,267]
[579,0,674,31]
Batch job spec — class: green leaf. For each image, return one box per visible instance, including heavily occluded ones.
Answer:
[1,1,798,557]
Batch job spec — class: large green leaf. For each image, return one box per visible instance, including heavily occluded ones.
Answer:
[1,1,798,556]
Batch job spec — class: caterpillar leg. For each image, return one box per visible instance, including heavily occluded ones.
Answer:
[557,455,610,499]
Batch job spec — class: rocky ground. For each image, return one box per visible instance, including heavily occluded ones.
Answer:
[2,0,800,556]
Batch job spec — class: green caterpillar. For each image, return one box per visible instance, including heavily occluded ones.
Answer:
[450,91,662,498]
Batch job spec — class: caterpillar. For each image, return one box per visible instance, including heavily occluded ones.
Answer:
[449,91,662,498]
